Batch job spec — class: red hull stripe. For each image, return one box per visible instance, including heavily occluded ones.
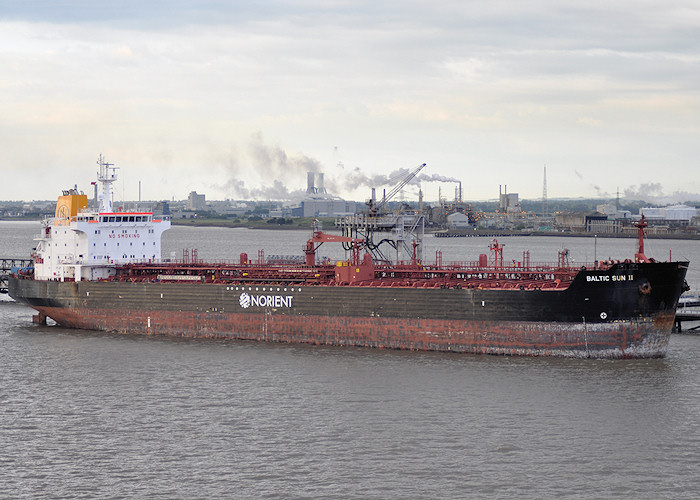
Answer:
[34,306,672,359]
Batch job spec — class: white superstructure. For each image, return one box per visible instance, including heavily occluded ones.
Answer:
[32,155,171,281]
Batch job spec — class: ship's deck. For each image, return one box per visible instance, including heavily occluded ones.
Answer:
[100,259,591,290]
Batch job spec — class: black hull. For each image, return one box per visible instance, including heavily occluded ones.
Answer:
[9,261,689,358]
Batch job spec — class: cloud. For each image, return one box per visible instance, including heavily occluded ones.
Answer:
[577,116,603,127]
[1,2,699,202]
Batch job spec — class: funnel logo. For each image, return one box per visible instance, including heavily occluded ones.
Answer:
[239,292,251,309]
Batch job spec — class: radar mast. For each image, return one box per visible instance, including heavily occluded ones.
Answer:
[96,154,119,213]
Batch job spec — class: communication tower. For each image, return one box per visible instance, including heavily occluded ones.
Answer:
[542,165,548,217]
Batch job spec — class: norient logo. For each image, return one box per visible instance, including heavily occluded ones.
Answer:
[239,292,251,308]
[239,292,293,309]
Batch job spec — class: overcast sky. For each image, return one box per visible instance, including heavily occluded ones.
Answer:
[1,1,699,203]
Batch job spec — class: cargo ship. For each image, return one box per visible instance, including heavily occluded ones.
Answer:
[9,156,690,358]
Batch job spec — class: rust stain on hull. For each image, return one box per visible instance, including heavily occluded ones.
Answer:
[34,305,672,359]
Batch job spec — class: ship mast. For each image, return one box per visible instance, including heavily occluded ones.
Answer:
[634,215,651,263]
[96,154,119,213]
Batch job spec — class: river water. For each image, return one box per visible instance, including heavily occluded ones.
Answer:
[1,221,699,499]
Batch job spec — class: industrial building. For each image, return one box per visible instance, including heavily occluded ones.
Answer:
[498,185,520,213]
[446,212,470,229]
[640,205,698,224]
[292,172,357,217]
[187,191,206,211]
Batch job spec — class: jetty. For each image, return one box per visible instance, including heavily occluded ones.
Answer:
[0,258,32,294]
[674,294,700,332]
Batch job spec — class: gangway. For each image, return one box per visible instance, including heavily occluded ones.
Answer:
[0,258,33,294]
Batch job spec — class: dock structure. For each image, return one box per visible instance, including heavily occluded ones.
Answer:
[335,212,425,264]
[0,258,32,294]
[674,310,700,332]
[674,295,700,332]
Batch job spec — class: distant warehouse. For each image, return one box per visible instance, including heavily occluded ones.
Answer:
[641,205,698,225]
[293,199,357,218]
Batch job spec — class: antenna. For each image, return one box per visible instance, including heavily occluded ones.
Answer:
[542,165,548,217]
[96,153,119,213]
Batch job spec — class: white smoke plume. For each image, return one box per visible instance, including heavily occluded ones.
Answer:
[216,134,461,200]
[342,166,458,191]
[623,183,664,200]
[217,133,324,200]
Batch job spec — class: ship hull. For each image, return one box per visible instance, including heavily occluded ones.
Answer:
[9,261,688,358]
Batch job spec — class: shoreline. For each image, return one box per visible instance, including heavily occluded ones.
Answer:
[3,217,699,240]
[431,229,700,240]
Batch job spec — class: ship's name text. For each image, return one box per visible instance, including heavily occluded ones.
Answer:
[587,274,634,282]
